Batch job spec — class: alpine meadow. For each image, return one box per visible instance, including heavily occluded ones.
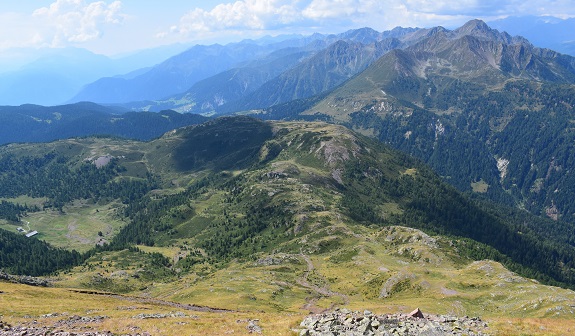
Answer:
[2,13,575,336]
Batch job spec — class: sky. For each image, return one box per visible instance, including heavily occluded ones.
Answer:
[1,0,574,56]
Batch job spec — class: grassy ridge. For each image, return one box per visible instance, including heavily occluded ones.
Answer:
[1,117,575,335]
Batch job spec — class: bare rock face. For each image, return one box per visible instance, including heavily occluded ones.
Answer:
[297,308,489,335]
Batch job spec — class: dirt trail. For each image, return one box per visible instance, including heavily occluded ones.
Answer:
[296,254,349,312]
[68,289,233,313]
[65,219,91,244]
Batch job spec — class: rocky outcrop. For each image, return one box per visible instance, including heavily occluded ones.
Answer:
[0,316,112,336]
[297,309,489,335]
[132,312,187,319]
[0,270,50,287]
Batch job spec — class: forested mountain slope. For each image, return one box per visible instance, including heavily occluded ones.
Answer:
[287,20,575,226]
[1,117,575,290]
[1,116,575,336]
[0,102,208,144]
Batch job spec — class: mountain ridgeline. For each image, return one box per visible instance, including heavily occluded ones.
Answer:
[238,19,575,229]
[0,102,208,145]
[1,117,575,290]
[109,26,421,114]
[117,19,574,116]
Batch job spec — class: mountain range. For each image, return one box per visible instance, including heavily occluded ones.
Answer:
[108,18,575,115]
[2,18,575,335]
[1,16,572,108]
[0,102,207,145]
[0,44,191,106]
[144,18,575,231]
[69,35,331,105]
[289,19,575,227]
[2,19,575,229]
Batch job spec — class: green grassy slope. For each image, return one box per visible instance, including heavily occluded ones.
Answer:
[1,117,575,333]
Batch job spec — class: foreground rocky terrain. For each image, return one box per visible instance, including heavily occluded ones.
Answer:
[297,309,489,335]
[0,308,488,336]
[1,308,488,336]
[0,317,114,336]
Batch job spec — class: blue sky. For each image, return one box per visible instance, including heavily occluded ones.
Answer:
[1,0,574,56]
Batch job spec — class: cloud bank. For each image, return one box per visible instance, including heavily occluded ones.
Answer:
[31,0,125,47]
[164,0,575,41]
[1,0,574,55]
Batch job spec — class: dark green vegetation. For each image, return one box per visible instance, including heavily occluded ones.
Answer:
[0,152,155,211]
[365,81,575,223]
[0,201,34,222]
[2,117,574,291]
[173,117,274,171]
[8,21,575,238]
[1,20,575,297]
[0,229,83,276]
[0,139,157,275]
[0,102,208,145]
[110,118,575,287]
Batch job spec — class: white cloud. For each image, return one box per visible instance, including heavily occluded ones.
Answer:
[162,0,575,42]
[400,0,503,16]
[161,0,479,40]
[2,0,573,55]
[302,0,364,19]
[32,0,125,46]
[512,0,575,18]
[171,0,304,36]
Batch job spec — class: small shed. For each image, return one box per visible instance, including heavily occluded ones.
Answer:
[17,227,25,232]
[25,231,39,238]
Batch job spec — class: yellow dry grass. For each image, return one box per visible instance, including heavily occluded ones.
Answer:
[4,279,575,336]
[0,282,304,335]
[489,318,575,336]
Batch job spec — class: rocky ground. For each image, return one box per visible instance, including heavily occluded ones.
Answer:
[0,271,50,287]
[0,317,116,336]
[296,308,490,336]
[0,313,261,336]
[1,307,488,335]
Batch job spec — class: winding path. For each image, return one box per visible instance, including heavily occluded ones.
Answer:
[68,289,233,313]
[296,254,349,312]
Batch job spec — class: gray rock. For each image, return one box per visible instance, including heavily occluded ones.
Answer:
[295,309,490,336]
[247,319,262,334]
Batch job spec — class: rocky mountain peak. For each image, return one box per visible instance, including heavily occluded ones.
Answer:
[339,27,382,44]
[454,19,493,37]
[452,19,528,46]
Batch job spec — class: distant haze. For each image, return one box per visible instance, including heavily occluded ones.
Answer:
[0,1,573,58]
[0,1,573,106]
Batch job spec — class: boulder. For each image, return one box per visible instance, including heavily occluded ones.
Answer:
[408,308,424,318]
